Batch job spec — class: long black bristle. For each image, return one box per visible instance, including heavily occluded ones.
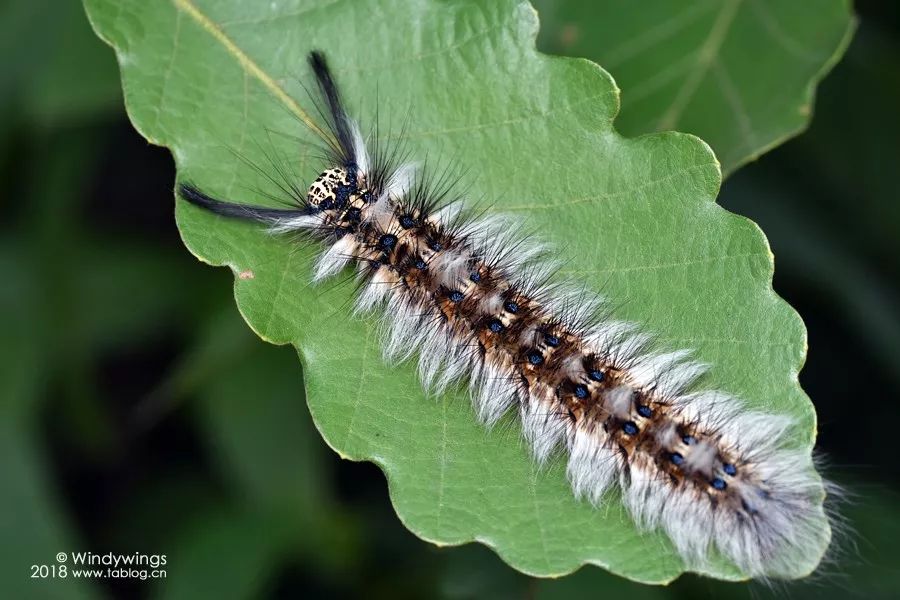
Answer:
[308,50,355,162]
[179,183,310,221]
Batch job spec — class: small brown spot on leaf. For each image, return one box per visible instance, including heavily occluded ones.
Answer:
[239,269,255,280]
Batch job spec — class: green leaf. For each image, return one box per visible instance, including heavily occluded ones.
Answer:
[85,0,826,583]
[191,309,363,574]
[24,0,123,125]
[158,322,359,600]
[0,246,100,600]
[157,509,281,600]
[533,0,855,176]
[0,0,121,130]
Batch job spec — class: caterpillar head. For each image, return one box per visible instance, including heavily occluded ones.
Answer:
[306,164,369,212]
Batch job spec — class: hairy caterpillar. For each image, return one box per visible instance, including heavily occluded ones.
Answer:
[179,51,831,579]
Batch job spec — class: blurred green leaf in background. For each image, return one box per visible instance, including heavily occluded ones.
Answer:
[534,0,856,176]
[0,0,898,598]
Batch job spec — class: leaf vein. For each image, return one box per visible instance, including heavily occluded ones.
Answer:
[505,162,716,211]
[388,90,613,142]
[601,1,718,68]
[565,251,760,275]
[170,0,331,141]
[152,9,183,131]
[656,0,743,131]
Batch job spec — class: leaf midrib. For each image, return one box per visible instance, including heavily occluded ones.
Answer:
[170,0,329,141]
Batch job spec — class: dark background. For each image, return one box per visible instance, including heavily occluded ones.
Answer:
[1,1,898,598]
